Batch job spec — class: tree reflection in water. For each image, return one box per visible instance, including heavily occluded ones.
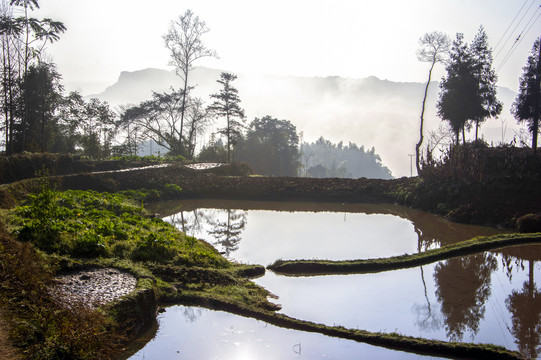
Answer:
[182,306,203,323]
[506,260,541,360]
[168,209,209,235]
[434,253,497,341]
[168,208,247,257]
[207,209,247,256]
[158,200,541,356]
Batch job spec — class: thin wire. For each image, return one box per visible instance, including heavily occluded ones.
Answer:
[494,0,531,53]
[494,0,538,60]
[497,8,540,70]
[496,10,541,72]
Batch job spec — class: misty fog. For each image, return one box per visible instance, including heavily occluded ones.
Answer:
[93,66,518,177]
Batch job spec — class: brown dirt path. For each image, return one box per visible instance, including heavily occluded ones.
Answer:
[0,306,22,360]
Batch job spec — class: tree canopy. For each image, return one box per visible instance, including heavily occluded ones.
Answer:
[437,29,501,145]
[301,137,393,179]
[236,116,299,176]
[163,9,217,154]
[512,38,540,154]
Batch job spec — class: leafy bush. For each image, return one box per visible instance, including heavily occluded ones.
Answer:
[17,171,61,251]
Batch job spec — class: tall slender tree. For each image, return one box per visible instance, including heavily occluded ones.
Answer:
[163,9,217,155]
[512,38,541,154]
[22,62,63,152]
[0,6,21,154]
[437,33,478,145]
[11,0,65,150]
[0,0,64,153]
[208,72,245,162]
[416,31,450,174]
[470,26,502,140]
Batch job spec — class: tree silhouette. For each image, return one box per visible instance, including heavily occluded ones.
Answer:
[300,137,392,179]
[208,72,245,163]
[57,92,116,158]
[469,26,502,140]
[512,38,540,154]
[0,0,65,153]
[20,62,63,153]
[416,31,450,175]
[122,89,186,156]
[163,9,217,155]
[1,8,22,154]
[236,116,299,176]
[437,33,480,145]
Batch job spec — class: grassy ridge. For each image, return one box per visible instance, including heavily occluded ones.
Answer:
[0,187,271,359]
[267,233,541,276]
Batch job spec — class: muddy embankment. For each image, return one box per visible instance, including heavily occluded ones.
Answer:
[0,153,156,184]
[1,153,540,229]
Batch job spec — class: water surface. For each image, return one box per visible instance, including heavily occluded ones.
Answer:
[128,305,445,360]
[154,199,506,265]
[138,200,539,358]
[255,245,541,360]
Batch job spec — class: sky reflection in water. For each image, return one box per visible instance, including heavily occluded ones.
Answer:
[139,200,541,359]
[157,199,505,265]
[129,305,445,360]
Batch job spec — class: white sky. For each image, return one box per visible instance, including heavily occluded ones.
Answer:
[32,0,541,95]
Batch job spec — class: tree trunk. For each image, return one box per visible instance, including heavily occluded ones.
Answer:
[21,5,30,152]
[179,65,189,155]
[226,114,231,163]
[2,40,9,154]
[533,37,541,155]
[416,60,436,175]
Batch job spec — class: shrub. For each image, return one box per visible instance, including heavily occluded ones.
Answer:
[517,213,541,233]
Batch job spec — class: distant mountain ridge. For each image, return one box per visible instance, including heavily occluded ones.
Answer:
[92,67,517,177]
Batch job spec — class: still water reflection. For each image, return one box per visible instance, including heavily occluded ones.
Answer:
[128,305,445,360]
[153,199,506,265]
[137,200,541,359]
[255,246,541,359]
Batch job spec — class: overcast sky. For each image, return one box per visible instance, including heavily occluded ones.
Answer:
[32,0,541,95]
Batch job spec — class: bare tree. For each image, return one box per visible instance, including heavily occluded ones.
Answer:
[415,31,450,175]
[163,9,217,155]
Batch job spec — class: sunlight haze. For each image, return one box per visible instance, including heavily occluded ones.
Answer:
[28,0,541,177]
[34,0,539,93]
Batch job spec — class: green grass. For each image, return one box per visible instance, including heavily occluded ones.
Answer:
[268,233,541,275]
[0,186,269,359]
[8,189,229,268]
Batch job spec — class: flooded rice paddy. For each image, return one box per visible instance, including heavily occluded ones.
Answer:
[130,200,541,359]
